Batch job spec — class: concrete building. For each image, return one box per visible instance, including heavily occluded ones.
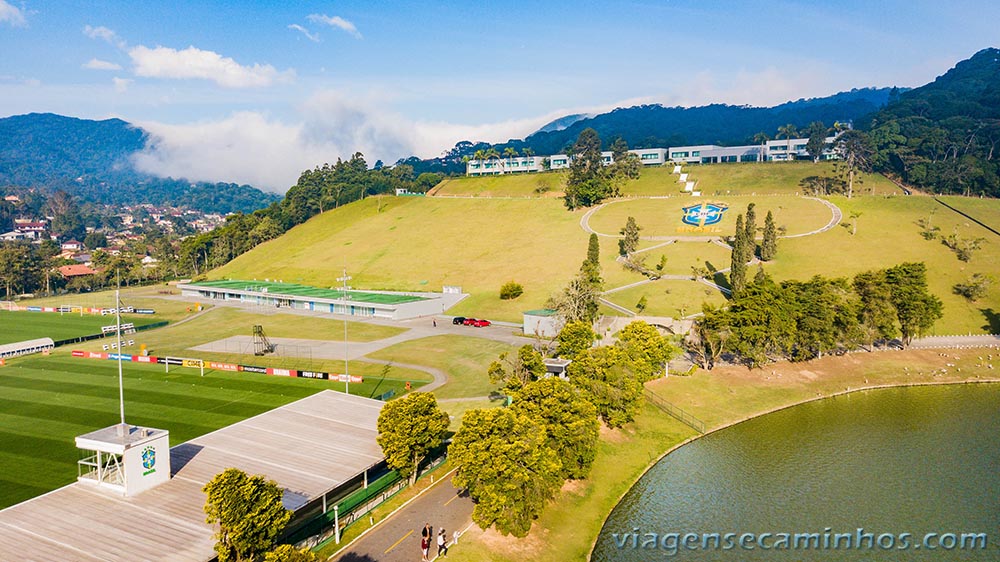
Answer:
[466,148,669,176]
[179,279,466,321]
[523,309,561,338]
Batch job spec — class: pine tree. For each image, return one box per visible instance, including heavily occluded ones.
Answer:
[753,264,770,285]
[745,203,757,259]
[730,214,748,292]
[618,216,641,256]
[586,233,600,266]
[761,210,778,261]
[581,233,602,287]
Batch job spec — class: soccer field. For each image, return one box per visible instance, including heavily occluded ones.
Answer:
[0,352,413,509]
[0,310,160,345]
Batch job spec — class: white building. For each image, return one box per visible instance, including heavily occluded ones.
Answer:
[467,148,668,176]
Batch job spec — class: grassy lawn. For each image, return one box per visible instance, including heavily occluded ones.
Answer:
[603,279,729,318]
[213,197,589,323]
[0,350,368,509]
[936,195,1000,232]
[367,335,515,399]
[0,310,161,345]
[438,397,504,431]
[431,171,567,197]
[445,350,998,562]
[587,195,833,238]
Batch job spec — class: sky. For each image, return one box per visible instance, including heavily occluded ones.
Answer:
[0,0,997,192]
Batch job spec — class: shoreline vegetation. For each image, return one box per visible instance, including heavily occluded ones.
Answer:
[443,347,1000,562]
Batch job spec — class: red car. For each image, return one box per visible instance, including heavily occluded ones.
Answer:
[462,317,478,326]
[472,319,491,327]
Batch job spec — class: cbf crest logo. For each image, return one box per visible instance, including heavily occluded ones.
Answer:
[141,445,156,476]
[682,202,729,227]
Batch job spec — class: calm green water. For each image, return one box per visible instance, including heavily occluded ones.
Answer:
[593,384,1000,561]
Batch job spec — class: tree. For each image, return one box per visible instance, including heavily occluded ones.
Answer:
[833,130,874,198]
[0,243,42,298]
[203,468,292,562]
[942,233,986,262]
[586,232,600,266]
[376,393,449,485]
[777,124,799,158]
[556,320,596,359]
[615,321,679,381]
[725,282,799,367]
[885,262,943,346]
[744,202,757,257]
[511,378,599,480]
[953,273,993,301]
[691,304,730,370]
[548,270,601,324]
[568,346,643,428]
[618,216,641,256]
[635,295,648,312]
[450,408,562,537]
[853,270,899,349]
[264,545,318,562]
[760,210,778,261]
[487,344,546,393]
[499,281,524,300]
[581,233,602,286]
[83,231,108,250]
[753,131,770,162]
[729,214,748,293]
[804,121,829,163]
[564,128,614,209]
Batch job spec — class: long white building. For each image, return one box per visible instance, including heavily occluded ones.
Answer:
[465,138,839,176]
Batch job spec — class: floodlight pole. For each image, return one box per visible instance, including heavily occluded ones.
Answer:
[337,268,352,395]
[116,283,125,426]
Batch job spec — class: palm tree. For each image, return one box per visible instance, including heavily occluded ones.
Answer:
[485,147,502,174]
[777,124,798,160]
[503,147,518,172]
[753,132,770,162]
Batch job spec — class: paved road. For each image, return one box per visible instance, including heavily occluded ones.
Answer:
[332,472,474,562]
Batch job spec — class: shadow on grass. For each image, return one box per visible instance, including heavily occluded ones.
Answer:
[982,308,1000,334]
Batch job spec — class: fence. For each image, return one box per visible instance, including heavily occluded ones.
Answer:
[52,321,169,347]
[644,390,706,433]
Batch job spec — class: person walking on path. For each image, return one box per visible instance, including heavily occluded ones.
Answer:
[420,535,430,561]
[437,528,448,557]
[453,528,460,545]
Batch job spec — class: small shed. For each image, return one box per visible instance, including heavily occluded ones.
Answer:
[523,309,560,338]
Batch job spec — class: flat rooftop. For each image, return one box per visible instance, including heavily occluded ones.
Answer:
[186,279,429,305]
[0,390,384,561]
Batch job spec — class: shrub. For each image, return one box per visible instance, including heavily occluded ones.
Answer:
[500,281,524,300]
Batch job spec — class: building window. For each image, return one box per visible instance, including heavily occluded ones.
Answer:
[691,151,700,157]
[641,153,658,160]
[671,152,690,158]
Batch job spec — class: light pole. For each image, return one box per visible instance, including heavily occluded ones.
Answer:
[336,268,352,395]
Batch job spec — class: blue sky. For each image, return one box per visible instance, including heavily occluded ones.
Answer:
[0,0,997,191]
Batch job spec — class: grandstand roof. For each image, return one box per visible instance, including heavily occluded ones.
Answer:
[187,279,428,305]
[0,390,384,561]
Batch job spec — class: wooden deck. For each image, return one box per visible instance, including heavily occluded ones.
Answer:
[0,390,384,561]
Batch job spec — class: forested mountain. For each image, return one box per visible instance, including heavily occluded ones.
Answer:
[861,47,1000,196]
[405,88,897,175]
[0,113,279,213]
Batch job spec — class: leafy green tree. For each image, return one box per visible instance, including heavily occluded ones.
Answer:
[556,320,596,359]
[564,128,615,209]
[580,233,602,287]
[942,233,986,262]
[777,123,799,151]
[853,269,899,349]
[487,344,546,393]
[568,346,643,428]
[884,263,943,345]
[691,303,730,370]
[760,210,778,261]
[499,281,524,300]
[511,378,599,480]
[725,282,799,367]
[615,320,680,381]
[783,276,861,360]
[264,545,318,562]
[805,121,829,163]
[376,392,450,485]
[618,216,641,256]
[0,243,42,298]
[635,295,648,312]
[450,408,562,537]
[83,231,108,250]
[203,468,292,562]
[586,232,600,266]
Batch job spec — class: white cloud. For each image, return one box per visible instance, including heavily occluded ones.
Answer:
[83,58,122,71]
[307,14,361,39]
[128,45,295,88]
[288,23,319,43]
[83,25,127,49]
[0,0,26,27]
[131,90,560,192]
[112,77,132,93]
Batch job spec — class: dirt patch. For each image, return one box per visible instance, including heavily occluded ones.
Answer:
[559,478,587,496]
[474,525,549,560]
[598,423,628,443]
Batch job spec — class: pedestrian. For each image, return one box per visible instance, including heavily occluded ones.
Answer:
[420,535,429,561]
[421,522,431,540]
[438,528,448,556]
[433,318,437,327]
[453,528,460,545]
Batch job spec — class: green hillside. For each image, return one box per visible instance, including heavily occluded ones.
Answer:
[211,165,1000,333]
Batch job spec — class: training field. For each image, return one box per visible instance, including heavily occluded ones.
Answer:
[0,350,428,509]
[0,310,160,345]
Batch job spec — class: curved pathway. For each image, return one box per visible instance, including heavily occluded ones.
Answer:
[581,195,843,242]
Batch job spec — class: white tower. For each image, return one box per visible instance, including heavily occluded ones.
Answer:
[75,423,171,496]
